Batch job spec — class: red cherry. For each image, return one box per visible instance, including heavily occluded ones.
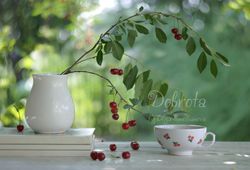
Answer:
[112,113,119,120]
[110,68,119,75]
[174,34,182,40]
[171,28,178,34]
[122,123,129,130]
[90,151,98,160]
[118,69,123,76]
[109,101,117,108]
[122,151,131,159]
[17,124,24,133]
[128,120,136,127]
[130,141,140,150]
[109,144,117,151]
[111,108,118,114]
[97,152,105,161]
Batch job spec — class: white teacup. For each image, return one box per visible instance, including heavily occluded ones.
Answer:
[154,124,215,156]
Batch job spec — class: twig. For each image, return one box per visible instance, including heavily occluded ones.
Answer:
[68,70,145,115]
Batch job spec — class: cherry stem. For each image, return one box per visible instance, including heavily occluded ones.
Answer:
[125,109,130,122]
[68,70,145,115]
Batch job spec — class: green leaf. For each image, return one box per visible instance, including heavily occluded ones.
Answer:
[111,41,124,60]
[123,104,132,109]
[135,24,149,34]
[115,35,122,41]
[152,81,161,96]
[96,50,103,66]
[197,52,207,73]
[123,65,138,90]
[104,41,112,53]
[129,98,140,106]
[186,37,196,56]
[135,73,144,98]
[210,60,218,78]
[215,52,230,66]
[140,79,153,105]
[119,25,126,34]
[134,20,145,23]
[127,29,137,47]
[126,22,134,29]
[181,27,188,40]
[139,6,144,12]
[95,44,103,52]
[200,38,212,55]
[134,70,150,97]
[142,70,150,82]
[155,27,167,43]
[159,83,168,96]
[144,14,152,20]
[124,63,132,77]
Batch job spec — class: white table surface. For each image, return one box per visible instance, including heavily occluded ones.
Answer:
[0,142,249,170]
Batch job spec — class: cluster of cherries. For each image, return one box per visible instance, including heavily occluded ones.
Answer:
[90,68,140,161]
[90,141,140,161]
[110,68,123,76]
[171,27,182,40]
[110,101,119,120]
[109,100,137,130]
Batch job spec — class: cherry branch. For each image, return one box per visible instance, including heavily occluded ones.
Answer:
[60,11,202,75]
[68,70,146,115]
[68,70,175,121]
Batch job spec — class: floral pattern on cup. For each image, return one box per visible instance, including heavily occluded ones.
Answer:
[188,135,194,142]
[197,139,203,144]
[163,133,170,140]
[173,142,181,147]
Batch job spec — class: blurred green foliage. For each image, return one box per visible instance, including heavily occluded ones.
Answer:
[0,0,250,141]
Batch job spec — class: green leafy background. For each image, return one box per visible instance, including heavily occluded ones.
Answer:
[0,0,250,141]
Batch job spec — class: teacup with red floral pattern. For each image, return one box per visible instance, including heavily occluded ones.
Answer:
[154,124,215,156]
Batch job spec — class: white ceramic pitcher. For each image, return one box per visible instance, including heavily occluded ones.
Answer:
[25,74,75,133]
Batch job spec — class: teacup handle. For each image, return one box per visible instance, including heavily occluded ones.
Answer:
[202,132,216,147]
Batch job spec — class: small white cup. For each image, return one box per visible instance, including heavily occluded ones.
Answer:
[154,124,215,156]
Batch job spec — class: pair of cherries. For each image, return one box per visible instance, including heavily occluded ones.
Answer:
[171,28,182,40]
[121,120,136,130]
[90,151,106,161]
[110,68,123,75]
